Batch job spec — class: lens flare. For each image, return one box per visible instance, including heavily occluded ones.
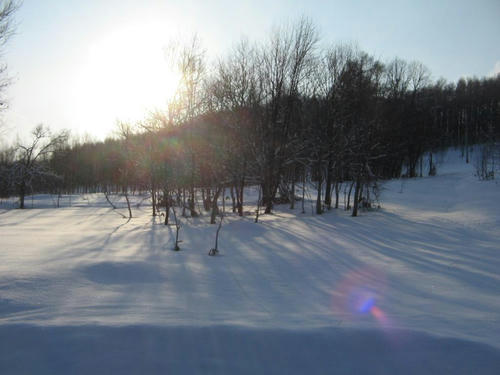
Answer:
[359,297,375,313]
[332,267,393,329]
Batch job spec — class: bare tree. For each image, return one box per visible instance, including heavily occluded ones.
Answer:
[321,43,358,210]
[256,16,319,214]
[170,192,182,251]
[0,0,20,136]
[12,124,69,208]
[166,35,207,217]
[115,121,135,219]
[208,212,223,256]
[384,57,411,100]
[209,39,261,216]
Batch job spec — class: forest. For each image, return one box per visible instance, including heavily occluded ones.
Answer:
[1,18,499,219]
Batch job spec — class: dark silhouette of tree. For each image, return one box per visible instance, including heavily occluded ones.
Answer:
[11,125,68,208]
[3,17,498,220]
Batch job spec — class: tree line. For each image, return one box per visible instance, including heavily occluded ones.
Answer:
[1,18,499,218]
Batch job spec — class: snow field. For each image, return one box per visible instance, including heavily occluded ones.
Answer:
[0,148,499,374]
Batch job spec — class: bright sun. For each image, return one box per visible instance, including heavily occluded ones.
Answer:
[71,22,180,140]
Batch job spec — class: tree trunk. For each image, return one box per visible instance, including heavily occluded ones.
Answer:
[205,188,212,211]
[465,115,469,164]
[19,180,26,209]
[236,160,246,216]
[346,180,355,211]
[172,205,181,251]
[237,176,244,217]
[230,185,236,213]
[124,192,132,219]
[151,183,157,216]
[262,182,273,214]
[182,188,186,217]
[201,188,207,210]
[210,187,222,224]
[255,185,262,223]
[324,159,333,209]
[315,160,322,215]
[352,178,361,217]
[334,181,340,209]
[222,187,226,214]
[429,152,435,176]
[214,214,223,251]
[301,170,306,214]
[189,187,198,217]
[164,190,170,225]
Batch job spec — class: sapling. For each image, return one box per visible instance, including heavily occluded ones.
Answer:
[208,213,223,256]
[170,203,181,251]
[104,188,117,209]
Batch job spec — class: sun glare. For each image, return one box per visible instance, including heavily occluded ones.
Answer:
[71,22,180,139]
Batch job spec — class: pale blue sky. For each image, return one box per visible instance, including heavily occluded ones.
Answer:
[2,0,499,142]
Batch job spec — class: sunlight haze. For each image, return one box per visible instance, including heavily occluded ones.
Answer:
[70,21,181,139]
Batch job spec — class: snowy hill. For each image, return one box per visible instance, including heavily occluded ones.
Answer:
[0,148,499,374]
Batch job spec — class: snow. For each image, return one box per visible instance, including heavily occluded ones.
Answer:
[0,148,499,374]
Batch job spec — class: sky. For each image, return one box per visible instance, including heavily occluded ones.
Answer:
[1,0,499,143]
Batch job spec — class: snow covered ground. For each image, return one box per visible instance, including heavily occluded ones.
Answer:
[0,149,499,374]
